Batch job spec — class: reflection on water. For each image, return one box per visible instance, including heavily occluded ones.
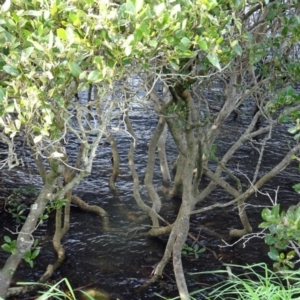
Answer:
[0,103,300,299]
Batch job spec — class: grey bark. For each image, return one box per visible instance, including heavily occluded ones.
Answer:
[157,123,171,187]
[0,168,60,299]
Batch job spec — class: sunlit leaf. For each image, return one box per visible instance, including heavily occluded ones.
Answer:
[68,62,82,77]
[169,60,179,71]
[197,40,208,51]
[154,3,165,16]
[125,45,132,56]
[87,70,102,82]
[22,47,34,59]
[207,53,221,70]
[1,0,11,12]
[33,135,43,144]
[233,43,242,56]
[23,10,43,16]
[170,4,181,16]
[148,39,158,48]
[134,0,144,13]
[15,119,20,130]
[48,30,54,48]
[57,28,67,40]
[5,104,14,113]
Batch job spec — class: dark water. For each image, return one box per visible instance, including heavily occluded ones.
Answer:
[0,100,300,299]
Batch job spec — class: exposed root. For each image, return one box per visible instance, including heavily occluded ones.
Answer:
[71,195,108,217]
[136,274,163,293]
[229,228,249,237]
[71,195,111,231]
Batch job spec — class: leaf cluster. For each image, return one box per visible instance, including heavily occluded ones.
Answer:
[4,185,38,223]
[259,204,300,270]
[182,243,205,259]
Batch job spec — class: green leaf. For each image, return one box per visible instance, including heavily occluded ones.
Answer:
[33,135,43,144]
[169,60,179,71]
[125,45,132,56]
[261,208,271,221]
[68,62,82,77]
[154,3,165,16]
[265,234,277,245]
[134,0,144,14]
[24,10,43,16]
[148,39,158,48]
[1,244,11,252]
[57,28,67,40]
[268,247,279,261]
[1,0,11,12]
[286,250,295,260]
[232,43,242,56]
[288,125,299,134]
[28,260,34,268]
[87,70,102,82]
[197,40,208,51]
[180,37,191,47]
[207,53,221,70]
[258,221,268,228]
[292,183,300,193]
[271,204,280,218]
[22,47,34,59]
[31,249,40,259]
[0,88,5,102]
[48,30,54,48]
[4,236,11,243]
[3,65,19,76]
[279,115,291,123]
[5,104,14,113]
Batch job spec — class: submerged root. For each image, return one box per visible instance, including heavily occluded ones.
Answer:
[71,195,111,231]
[71,195,108,217]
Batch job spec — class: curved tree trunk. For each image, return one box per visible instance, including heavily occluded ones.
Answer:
[125,111,161,231]
[144,116,166,214]
[0,168,60,299]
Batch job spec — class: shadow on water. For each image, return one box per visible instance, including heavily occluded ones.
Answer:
[0,103,300,299]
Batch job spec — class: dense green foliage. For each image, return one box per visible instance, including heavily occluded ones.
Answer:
[193,263,300,300]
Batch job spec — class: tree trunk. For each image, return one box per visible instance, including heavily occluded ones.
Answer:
[107,133,120,196]
[144,117,166,213]
[170,153,185,197]
[125,111,160,230]
[157,123,171,187]
[0,169,60,299]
